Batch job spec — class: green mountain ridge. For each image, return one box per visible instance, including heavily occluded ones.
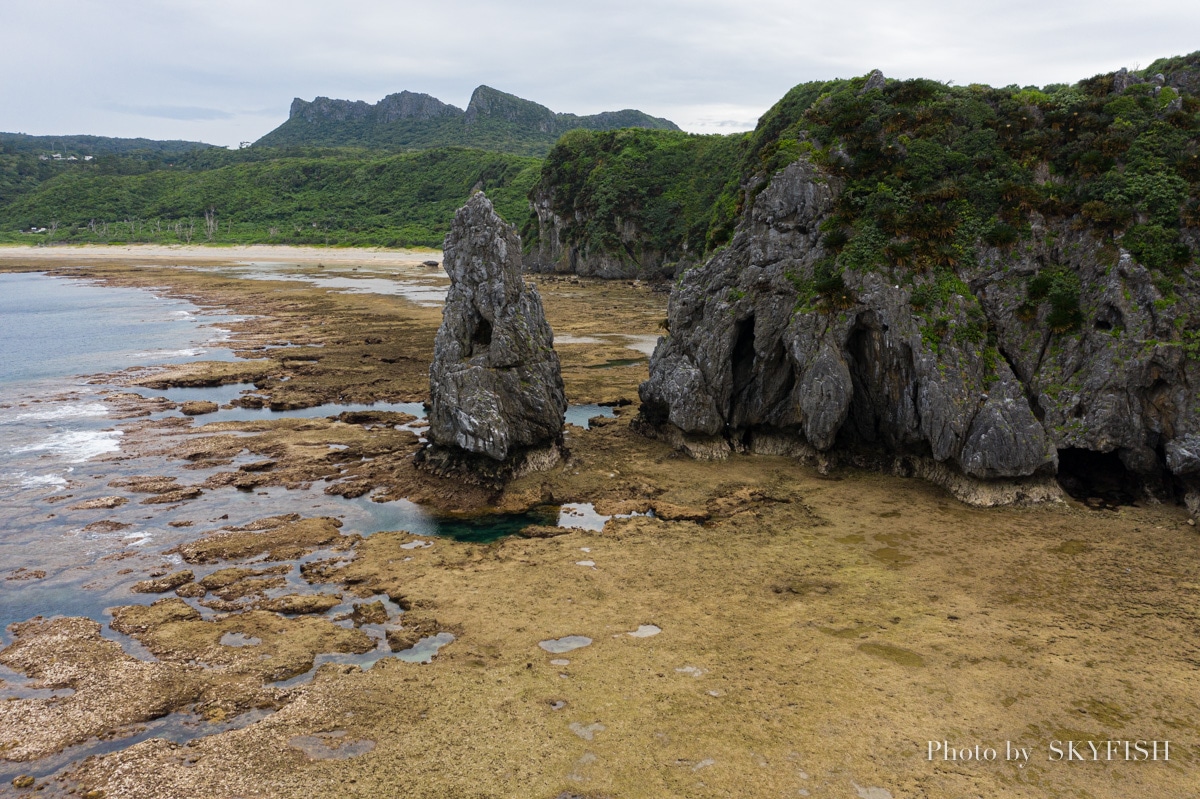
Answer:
[254,85,680,157]
[0,147,540,248]
[0,132,217,157]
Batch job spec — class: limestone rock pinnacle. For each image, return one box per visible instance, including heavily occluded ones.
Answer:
[420,192,566,482]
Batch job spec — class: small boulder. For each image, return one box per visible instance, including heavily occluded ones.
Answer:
[180,400,219,416]
[131,570,195,594]
[349,600,388,626]
[68,496,127,510]
[260,594,342,614]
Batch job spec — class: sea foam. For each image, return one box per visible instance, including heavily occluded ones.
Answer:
[0,402,109,424]
[12,429,123,462]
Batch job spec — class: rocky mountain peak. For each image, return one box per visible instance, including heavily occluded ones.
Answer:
[375,91,463,122]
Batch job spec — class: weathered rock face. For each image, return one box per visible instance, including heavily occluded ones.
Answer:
[525,186,675,280]
[639,157,1200,506]
[421,192,566,480]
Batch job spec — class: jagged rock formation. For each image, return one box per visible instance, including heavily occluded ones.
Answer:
[639,156,1200,507]
[287,91,462,125]
[418,192,566,484]
[255,86,679,157]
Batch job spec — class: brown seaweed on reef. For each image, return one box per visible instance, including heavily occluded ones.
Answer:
[166,516,354,563]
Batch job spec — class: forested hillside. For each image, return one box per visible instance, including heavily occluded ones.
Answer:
[0,148,540,248]
[0,133,216,208]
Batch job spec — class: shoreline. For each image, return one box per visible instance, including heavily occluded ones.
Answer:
[0,243,441,267]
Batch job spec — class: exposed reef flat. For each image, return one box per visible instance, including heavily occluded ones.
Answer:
[1,255,1197,798]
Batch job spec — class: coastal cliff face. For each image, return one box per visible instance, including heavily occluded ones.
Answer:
[525,185,672,279]
[420,192,566,482]
[522,128,744,280]
[638,64,1200,507]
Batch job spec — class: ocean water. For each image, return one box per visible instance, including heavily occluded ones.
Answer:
[0,271,601,646]
[0,273,245,640]
[0,271,239,385]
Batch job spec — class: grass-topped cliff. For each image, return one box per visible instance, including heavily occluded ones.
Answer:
[738,56,1199,302]
[523,128,746,277]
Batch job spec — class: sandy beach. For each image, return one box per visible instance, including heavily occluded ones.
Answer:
[0,243,439,268]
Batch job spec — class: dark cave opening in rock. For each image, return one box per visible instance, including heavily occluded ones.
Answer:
[1056,448,1141,507]
[842,322,919,450]
[729,315,756,421]
[471,316,493,354]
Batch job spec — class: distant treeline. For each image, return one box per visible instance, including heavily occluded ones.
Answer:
[0,147,541,248]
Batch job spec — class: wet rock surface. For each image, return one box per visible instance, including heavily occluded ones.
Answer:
[420,192,567,483]
[131,570,195,594]
[180,400,219,416]
[168,516,352,564]
[640,156,1200,505]
[0,617,210,762]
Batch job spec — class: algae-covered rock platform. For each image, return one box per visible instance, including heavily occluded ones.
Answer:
[0,246,1195,799]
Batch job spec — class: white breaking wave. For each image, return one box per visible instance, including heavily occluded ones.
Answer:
[130,348,205,359]
[0,471,68,491]
[12,429,122,462]
[1,402,109,424]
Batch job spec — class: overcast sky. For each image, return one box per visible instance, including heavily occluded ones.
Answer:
[3,0,1198,148]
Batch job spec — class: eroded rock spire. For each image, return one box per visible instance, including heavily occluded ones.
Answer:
[418,192,566,483]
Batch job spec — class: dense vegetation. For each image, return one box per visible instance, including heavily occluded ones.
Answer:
[0,134,216,208]
[0,85,679,248]
[732,56,1200,307]
[0,132,215,157]
[524,128,746,266]
[5,55,1197,264]
[257,86,679,158]
[0,148,540,247]
[522,53,1198,286]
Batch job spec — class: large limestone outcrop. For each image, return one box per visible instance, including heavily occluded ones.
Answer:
[639,157,1200,507]
[418,192,566,483]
